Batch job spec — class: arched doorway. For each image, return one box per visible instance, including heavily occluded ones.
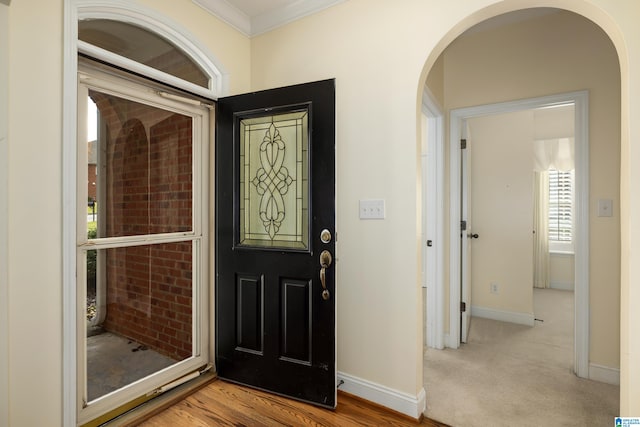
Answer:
[419,4,623,425]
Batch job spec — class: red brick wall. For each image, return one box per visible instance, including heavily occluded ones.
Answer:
[91,91,194,361]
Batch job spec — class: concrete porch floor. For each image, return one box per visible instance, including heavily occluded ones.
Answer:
[86,331,177,401]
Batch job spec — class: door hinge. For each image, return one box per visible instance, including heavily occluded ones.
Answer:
[461,139,467,149]
[461,301,466,312]
[460,220,467,231]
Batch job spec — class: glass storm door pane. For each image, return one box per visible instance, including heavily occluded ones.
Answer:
[85,242,194,402]
[88,89,193,239]
[238,110,310,250]
[78,19,209,88]
[79,79,206,423]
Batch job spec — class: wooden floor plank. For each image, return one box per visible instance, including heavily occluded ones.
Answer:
[140,379,449,426]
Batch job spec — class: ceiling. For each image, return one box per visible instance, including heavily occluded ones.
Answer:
[193,0,346,37]
[193,2,561,39]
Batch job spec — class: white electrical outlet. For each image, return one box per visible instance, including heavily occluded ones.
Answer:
[490,282,499,294]
[359,199,385,219]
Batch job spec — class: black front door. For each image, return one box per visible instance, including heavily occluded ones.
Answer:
[215,80,336,407]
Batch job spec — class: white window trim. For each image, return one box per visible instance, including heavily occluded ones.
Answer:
[77,41,216,100]
[63,2,221,425]
[76,0,228,98]
[549,242,574,255]
[548,168,574,251]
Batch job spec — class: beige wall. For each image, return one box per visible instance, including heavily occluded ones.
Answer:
[425,55,445,108]
[8,2,64,425]
[251,0,433,396]
[550,253,575,290]
[440,9,621,369]
[468,111,534,316]
[0,4,8,427]
[5,0,640,424]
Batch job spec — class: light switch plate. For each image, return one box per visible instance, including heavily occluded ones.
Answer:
[598,199,613,217]
[359,199,385,219]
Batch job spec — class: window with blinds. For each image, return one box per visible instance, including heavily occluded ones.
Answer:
[548,169,573,242]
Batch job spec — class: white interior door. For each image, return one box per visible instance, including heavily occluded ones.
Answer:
[460,124,473,343]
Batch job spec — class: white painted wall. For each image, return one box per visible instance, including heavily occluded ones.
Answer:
[534,105,574,139]
[550,253,575,290]
[5,0,640,423]
[467,110,534,317]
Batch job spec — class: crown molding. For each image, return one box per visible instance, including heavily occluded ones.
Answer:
[193,0,346,37]
[251,0,346,36]
[193,0,251,36]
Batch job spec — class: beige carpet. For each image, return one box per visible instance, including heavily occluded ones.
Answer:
[423,288,619,426]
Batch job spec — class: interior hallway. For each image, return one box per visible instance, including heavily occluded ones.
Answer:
[423,288,618,426]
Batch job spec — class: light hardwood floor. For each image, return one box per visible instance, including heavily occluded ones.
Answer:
[139,379,448,426]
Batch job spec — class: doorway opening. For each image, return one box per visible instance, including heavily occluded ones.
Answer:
[64,5,222,425]
[448,91,589,376]
[420,6,621,425]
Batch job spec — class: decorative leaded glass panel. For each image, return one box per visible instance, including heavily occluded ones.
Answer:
[238,110,309,250]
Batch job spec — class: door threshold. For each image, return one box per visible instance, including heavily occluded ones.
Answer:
[102,371,217,426]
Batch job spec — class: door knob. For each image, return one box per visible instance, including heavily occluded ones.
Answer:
[319,250,332,300]
[469,233,479,239]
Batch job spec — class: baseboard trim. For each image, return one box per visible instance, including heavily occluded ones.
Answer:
[589,363,620,385]
[337,372,426,420]
[549,281,574,291]
[471,305,534,327]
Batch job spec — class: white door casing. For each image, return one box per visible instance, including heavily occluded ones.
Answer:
[422,88,445,350]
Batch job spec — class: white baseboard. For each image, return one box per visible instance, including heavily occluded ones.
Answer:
[550,281,574,291]
[337,372,426,420]
[471,305,534,327]
[444,333,458,349]
[589,363,620,385]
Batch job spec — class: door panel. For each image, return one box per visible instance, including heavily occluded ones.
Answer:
[216,80,336,408]
[236,274,264,354]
